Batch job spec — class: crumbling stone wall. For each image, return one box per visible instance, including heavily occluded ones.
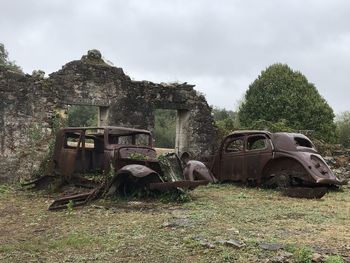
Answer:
[0,50,217,183]
[0,68,56,182]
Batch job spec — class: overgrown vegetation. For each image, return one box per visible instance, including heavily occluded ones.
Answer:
[31,113,66,179]
[336,111,350,148]
[239,64,337,142]
[128,152,148,160]
[0,43,23,73]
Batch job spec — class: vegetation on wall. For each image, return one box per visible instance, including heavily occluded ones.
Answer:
[0,43,22,73]
[239,63,336,142]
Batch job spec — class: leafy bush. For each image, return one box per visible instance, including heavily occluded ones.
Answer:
[239,64,336,142]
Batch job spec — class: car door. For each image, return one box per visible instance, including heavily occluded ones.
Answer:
[244,134,273,183]
[219,135,245,182]
[57,130,83,180]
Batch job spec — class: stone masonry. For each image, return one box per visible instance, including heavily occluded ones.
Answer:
[0,50,217,182]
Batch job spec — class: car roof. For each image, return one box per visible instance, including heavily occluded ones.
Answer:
[227,130,272,137]
[60,126,151,135]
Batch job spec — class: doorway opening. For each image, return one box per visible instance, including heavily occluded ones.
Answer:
[154,109,176,148]
[154,109,190,154]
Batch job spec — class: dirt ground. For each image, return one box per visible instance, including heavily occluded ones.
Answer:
[0,184,349,263]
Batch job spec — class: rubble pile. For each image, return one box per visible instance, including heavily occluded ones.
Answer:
[325,155,350,184]
[324,153,350,187]
[312,139,350,186]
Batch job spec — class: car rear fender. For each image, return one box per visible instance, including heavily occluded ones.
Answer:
[262,155,313,183]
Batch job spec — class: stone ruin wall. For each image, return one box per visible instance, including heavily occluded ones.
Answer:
[0,50,218,183]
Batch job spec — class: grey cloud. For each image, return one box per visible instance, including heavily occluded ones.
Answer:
[1,0,349,112]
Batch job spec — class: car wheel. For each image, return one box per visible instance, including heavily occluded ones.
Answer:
[275,172,292,188]
[264,171,291,188]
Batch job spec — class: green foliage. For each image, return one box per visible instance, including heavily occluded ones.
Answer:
[66,200,74,213]
[237,192,248,199]
[67,105,98,127]
[154,109,176,148]
[0,43,22,73]
[335,111,350,148]
[157,154,171,169]
[28,123,44,142]
[239,64,336,142]
[249,119,293,132]
[325,255,344,263]
[212,107,240,137]
[293,246,313,263]
[128,152,148,160]
[0,184,12,194]
[31,113,66,179]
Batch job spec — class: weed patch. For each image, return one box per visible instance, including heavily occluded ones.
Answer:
[293,246,314,263]
[325,255,344,263]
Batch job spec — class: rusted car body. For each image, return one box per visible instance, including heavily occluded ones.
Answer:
[210,131,347,193]
[30,127,214,209]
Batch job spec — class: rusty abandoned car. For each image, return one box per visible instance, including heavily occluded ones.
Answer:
[25,126,215,209]
[25,128,347,208]
[209,130,347,198]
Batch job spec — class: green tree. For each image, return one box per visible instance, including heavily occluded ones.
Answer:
[239,64,336,142]
[212,107,240,137]
[336,111,350,148]
[0,43,22,73]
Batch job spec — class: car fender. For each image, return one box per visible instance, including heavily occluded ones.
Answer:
[106,164,162,196]
[265,152,345,185]
[183,160,217,183]
[116,164,160,179]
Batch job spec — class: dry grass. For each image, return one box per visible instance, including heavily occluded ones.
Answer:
[0,184,349,262]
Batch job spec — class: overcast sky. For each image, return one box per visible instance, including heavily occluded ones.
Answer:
[1,0,349,113]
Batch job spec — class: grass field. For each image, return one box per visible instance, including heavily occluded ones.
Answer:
[0,183,349,262]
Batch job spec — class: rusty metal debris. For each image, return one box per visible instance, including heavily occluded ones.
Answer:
[209,130,347,198]
[25,127,214,210]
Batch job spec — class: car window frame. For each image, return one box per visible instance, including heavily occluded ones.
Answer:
[224,136,245,154]
[245,134,269,152]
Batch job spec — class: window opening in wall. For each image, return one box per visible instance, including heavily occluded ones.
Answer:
[66,105,99,127]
